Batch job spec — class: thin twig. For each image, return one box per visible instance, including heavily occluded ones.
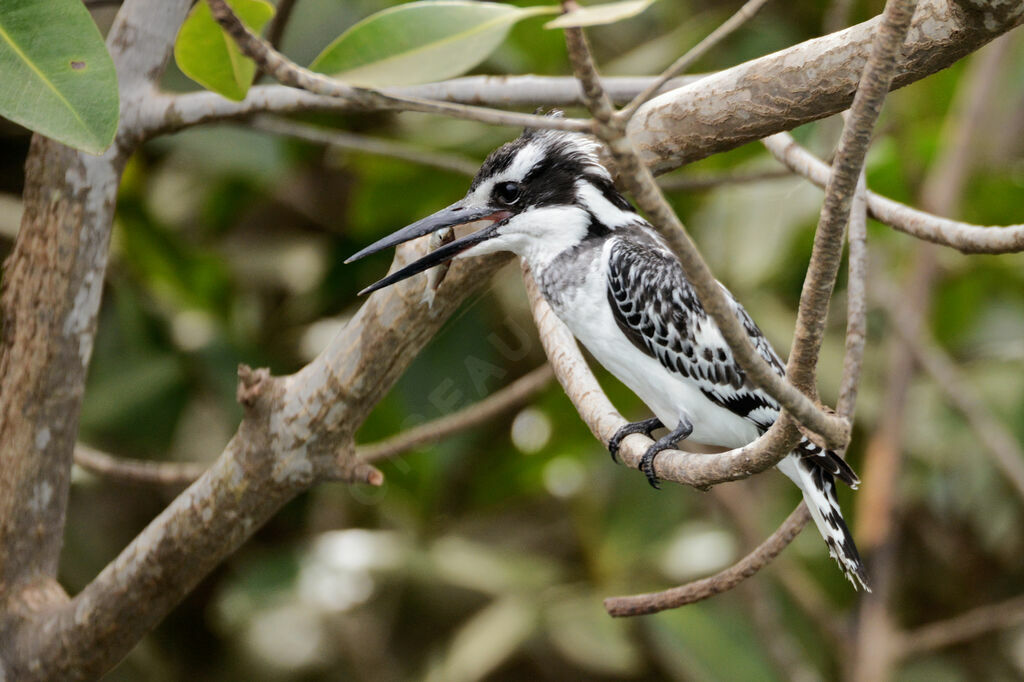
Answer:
[713,484,848,652]
[761,133,1024,254]
[657,167,792,192]
[145,75,701,137]
[73,365,554,485]
[850,21,1007,682]
[898,594,1024,657]
[254,0,298,82]
[605,504,811,616]
[884,299,1024,503]
[249,116,480,176]
[264,0,296,49]
[836,142,869,420]
[560,1,847,450]
[739,578,821,682]
[785,0,917,392]
[73,444,206,486]
[204,0,591,133]
[619,0,771,120]
[359,364,553,462]
[851,248,935,682]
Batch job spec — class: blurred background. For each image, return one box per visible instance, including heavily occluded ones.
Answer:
[2,0,1023,679]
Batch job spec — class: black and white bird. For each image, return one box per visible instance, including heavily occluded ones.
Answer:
[347,125,869,589]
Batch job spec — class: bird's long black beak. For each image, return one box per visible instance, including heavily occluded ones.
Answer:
[346,202,507,264]
[347,201,511,296]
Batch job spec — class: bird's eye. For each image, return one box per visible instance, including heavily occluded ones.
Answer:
[493,182,522,205]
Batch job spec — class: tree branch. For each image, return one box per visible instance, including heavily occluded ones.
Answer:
[360,364,553,463]
[604,504,811,616]
[898,594,1024,657]
[72,363,555,486]
[762,132,1024,254]
[619,0,771,120]
[0,0,192,649]
[560,0,847,450]
[786,0,917,393]
[73,444,206,487]
[203,0,590,133]
[141,76,698,138]
[249,116,480,177]
[885,299,1024,504]
[837,164,869,420]
[14,241,512,679]
[628,0,1023,174]
[525,268,803,489]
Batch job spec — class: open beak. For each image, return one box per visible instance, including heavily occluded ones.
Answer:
[346,201,511,296]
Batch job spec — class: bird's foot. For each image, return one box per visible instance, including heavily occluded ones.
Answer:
[639,418,694,489]
[608,417,663,463]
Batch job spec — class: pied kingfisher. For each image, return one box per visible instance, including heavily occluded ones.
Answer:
[347,125,869,589]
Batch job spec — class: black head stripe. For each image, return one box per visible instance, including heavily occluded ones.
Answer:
[520,137,613,209]
[589,174,636,213]
[471,138,527,191]
[587,214,612,239]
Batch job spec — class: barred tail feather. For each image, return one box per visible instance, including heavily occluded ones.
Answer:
[777,454,871,591]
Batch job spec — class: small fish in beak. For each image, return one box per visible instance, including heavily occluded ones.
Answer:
[420,226,455,308]
[346,201,511,297]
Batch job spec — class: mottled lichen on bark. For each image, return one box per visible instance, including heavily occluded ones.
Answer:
[0,139,124,597]
[628,0,1021,175]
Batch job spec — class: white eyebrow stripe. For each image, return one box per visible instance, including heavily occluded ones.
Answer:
[504,142,545,182]
[575,181,634,227]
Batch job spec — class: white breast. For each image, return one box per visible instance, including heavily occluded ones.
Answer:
[535,242,761,449]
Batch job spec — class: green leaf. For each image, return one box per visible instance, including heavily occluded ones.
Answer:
[545,0,657,28]
[0,0,118,154]
[310,1,557,88]
[174,0,275,102]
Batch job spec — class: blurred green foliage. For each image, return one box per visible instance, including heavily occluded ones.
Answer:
[1,1,1021,680]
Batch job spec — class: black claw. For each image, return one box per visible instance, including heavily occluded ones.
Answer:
[640,446,662,489]
[608,417,663,463]
[637,417,694,491]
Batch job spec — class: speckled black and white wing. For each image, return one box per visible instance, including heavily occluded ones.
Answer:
[605,233,782,428]
[604,230,868,588]
[604,231,859,488]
